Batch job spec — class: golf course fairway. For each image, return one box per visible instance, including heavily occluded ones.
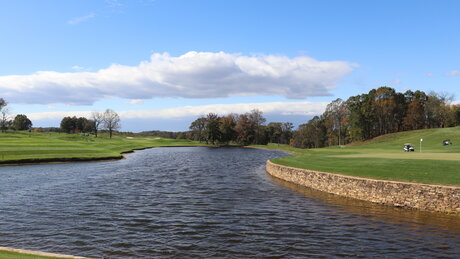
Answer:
[1,127,459,186]
[0,131,203,165]
[254,126,460,186]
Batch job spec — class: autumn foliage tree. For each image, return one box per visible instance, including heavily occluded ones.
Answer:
[292,86,460,149]
[403,99,425,130]
[187,109,270,146]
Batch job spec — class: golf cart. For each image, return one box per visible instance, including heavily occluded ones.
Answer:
[403,143,415,152]
[443,139,452,146]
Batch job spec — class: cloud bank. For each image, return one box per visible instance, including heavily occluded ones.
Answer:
[25,101,328,121]
[0,51,353,105]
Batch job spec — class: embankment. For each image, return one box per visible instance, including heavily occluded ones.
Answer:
[266,160,460,214]
[0,246,89,258]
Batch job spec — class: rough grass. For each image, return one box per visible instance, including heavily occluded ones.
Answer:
[252,126,460,186]
[0,131,204,164]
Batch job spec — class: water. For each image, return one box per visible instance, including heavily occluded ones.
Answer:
[0,147,458,258]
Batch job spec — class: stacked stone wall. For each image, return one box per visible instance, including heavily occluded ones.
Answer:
[266,160,460,214]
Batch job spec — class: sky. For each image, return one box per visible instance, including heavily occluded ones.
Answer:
[1,0,459,132]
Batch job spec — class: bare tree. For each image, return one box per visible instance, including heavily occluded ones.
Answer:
[91,111,104,137]
[103,109,120,138]
[0,98,10,132]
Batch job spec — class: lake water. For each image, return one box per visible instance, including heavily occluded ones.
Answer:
[0,147,458,258]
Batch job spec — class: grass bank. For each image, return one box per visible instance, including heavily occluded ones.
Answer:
[0,131,204,165]
[0,249,89,259]
[0,250,63,259]
[252,126,460,186]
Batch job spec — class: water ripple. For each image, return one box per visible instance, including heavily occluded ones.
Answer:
[0,147,458,258]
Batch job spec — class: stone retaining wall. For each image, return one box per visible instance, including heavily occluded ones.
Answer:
[266,160,460,214]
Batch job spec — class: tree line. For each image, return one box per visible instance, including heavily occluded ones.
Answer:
[184,87,460,148]
[0,99,121,138]
[59,109,120,138]
[187,109,293,146]
[0,98,33,132]
[3,86,460,147]
[292,87,460,148]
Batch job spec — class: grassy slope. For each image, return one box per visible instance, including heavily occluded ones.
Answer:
[253,126,460,186]
[0,131,204,164]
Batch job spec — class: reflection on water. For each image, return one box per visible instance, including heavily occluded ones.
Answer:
[0,147,458,258]
[269,175,460,232]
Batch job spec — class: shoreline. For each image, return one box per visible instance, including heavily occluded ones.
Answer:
[3,144,459,214]
[0,246,90,258]
[266,160,460,214]
[243,145,298,155]
[0,145,201,167]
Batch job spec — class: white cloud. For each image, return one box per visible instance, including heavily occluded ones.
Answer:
[390,79,401,84]
[446,70,460,76]
[24,101,328,121]
[0,51,354,105]
[68,13,96,25]
[426,72,433,77]
[126,99,144,105]
[47,105,57,110]
[71,65,85,71]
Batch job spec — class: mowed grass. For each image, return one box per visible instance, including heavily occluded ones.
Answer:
[0,131,204,164]
[0,250,86,259]
[253,126,460,186]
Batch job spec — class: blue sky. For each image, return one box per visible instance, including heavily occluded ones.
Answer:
[1,0,459,132]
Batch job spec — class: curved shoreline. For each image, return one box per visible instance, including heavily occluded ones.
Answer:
[0,246,90,258]
[4,144,459,214]
[266,160,460,214]
[0,145,197,167]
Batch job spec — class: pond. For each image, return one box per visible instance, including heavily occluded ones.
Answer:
[0,147,458,258]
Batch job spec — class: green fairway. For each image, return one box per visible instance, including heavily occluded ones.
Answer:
[0,131,204,164]
[253,126,460,186]
[335,152,460,161]
[0,250,87,259]
[0,251,55,259]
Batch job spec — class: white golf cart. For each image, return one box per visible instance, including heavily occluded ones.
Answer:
[403,143,415,152]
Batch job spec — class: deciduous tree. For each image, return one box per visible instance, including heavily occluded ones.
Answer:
[189,116,207,142]
[325,98,348,146]
[249,109,266,145]
[403,99,425,130]
[204,113,221,145]
[0,98,10,132]
[91,111,104,137]
[60,116,76,133]
[12,114,32,131]
[103,109,121,138]
[219,115,237,145]
[235,113,255,145]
